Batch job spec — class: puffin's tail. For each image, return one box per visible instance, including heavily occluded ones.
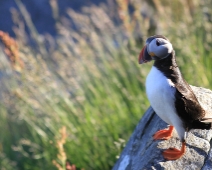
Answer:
[201,118,212,129]
[192,119,212,130]
[201,118,212,123]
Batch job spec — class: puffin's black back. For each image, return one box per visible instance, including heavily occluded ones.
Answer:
[154,51,211,130]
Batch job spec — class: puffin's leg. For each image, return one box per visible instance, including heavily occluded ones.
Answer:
[162,126,186,160]
[153,126,174,140]
[162,140,186,160]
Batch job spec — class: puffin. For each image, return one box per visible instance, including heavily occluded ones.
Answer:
[138,35,212,160]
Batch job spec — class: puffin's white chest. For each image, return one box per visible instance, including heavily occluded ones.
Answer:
[146,66,177,125]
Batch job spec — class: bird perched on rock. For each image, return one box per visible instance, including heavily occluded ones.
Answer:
[138,35,212,160]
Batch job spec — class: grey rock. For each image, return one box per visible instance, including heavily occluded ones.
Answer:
[113,86,212,170]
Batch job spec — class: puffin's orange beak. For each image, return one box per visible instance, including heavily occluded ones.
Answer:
[138,45,152,64]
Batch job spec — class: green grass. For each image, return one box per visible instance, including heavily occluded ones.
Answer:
[0,0,212,169]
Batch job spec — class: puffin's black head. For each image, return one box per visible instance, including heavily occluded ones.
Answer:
[138,35,173,64]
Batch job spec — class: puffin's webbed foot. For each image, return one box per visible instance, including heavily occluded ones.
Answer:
[153,126,174,140]
[162,141,186,160]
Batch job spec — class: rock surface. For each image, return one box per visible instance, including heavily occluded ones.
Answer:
[113,86,212,170]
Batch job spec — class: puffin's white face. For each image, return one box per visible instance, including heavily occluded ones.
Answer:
[147,38,173,60]
[138,35,173,64]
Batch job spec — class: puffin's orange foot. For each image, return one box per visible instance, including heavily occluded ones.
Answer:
[162,141,186,160]
[153,126,174,140]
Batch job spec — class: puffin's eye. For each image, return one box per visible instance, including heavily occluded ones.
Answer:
[156,40,160,46]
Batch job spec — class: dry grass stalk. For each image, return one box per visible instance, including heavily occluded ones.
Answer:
[116,0,131,34]
[53,126,78,170]
[0,30,24,70]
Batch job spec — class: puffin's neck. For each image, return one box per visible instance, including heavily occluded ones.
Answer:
[153,51,182,83]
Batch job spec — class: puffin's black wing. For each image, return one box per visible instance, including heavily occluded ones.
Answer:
[175,80,211,130]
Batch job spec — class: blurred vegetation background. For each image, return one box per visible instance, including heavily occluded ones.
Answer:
[0,0,212,169]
